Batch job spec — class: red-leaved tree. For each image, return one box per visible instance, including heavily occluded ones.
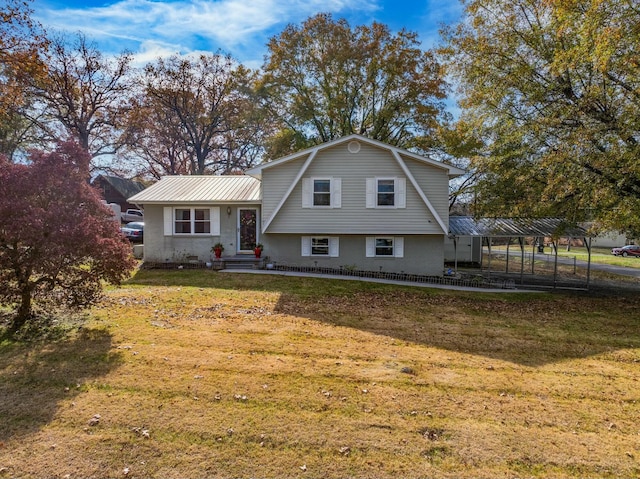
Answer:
[0,141,136,336]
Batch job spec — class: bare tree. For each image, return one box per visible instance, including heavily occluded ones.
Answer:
[132,54,264,175]
[33,32,133,170]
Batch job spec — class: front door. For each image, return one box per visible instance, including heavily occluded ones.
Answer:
[238,208,258,253]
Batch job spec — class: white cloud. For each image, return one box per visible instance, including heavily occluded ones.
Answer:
[36,0,378,65]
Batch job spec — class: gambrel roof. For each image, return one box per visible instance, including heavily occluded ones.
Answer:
[246,134,464,235]
[245,134,466,179]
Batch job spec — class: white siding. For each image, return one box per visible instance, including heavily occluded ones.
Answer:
[404,156,450,227]
[163,207,172,236]
[263,142,446,234]
[301,178,312,208]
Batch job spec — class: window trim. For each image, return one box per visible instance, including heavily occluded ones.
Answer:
[311,237,330,256]
[302,177,342,209]
[366,177,406,209]
[301,236,340,257]
[374,237,394,256]
[163,206,220,236]
[376,178,396,208]
[174,207,212,235]
[312,178,332,207]
[365,236,404,258]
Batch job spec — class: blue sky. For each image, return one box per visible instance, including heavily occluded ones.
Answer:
[34,0,464,68]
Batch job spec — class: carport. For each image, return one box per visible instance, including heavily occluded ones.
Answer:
[448,217,593,289]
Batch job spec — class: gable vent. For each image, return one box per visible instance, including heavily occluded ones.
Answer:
[347,140,361,153]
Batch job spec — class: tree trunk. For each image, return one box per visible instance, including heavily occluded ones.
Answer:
[9,286,33,336]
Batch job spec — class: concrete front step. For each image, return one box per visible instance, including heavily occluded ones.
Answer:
[221,255,263,270]
[224,262,259,270]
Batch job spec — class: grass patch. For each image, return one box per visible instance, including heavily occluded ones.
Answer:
[554,246,640,268]
[0,269,639,478]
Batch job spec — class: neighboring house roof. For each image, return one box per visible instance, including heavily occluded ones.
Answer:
[93,174,145,199]
[128,175,261,204]
[449,216,589,238]
[245,134,466,179]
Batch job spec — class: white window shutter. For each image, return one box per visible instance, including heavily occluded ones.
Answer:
[210,207,221,236]
[163,207,173,236]
[329,237,339,257]
[302,178,312,208]
[394,237,405,258]
[396,178,406,208]
[366,237,375,257]
[332,178,342,208]
[366,178,376,208]
[301,237,311,256]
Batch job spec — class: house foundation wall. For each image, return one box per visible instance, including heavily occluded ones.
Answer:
[261,234,444,276]
[142,205,247,263]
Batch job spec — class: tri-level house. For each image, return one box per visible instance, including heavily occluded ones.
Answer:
[128,135,465,276]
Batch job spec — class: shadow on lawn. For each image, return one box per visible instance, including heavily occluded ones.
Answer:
[275,291,640,367]
[0,327,122,442]
[127,269,640,367]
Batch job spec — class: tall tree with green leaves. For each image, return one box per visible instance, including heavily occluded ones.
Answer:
[260,13,449,156]
[442,0,640,234]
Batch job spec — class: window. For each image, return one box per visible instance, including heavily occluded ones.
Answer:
[366,237,404,258]
[174,208,192,233]
[302,178,342,208]
[313,179,331,206]
[174,208,210,234]
[377,179,395,206]
[375,237,394,256]
[302,237,339,257]
[366,177,406,208]
[193,208,211,234]
[163,207,220,236]
[311,237,330,255]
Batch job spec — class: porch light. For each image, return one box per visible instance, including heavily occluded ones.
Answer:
[227,206,232,216]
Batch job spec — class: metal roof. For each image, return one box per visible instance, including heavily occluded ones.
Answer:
[128,175,261,204]
[449,216,589,238]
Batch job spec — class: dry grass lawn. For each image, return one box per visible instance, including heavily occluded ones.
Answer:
[1,269,639,478]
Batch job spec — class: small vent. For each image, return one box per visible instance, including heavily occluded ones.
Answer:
[347,140,361,154]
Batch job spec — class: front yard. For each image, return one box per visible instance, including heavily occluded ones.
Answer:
[1,270,639,478]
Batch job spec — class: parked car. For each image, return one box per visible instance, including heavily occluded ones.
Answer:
[121,208,144,223]
[121,221,144,243]
[611,244,640,257]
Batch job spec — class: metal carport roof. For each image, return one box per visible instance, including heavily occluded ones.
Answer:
[449,216,588,238]
[447,216,593,290]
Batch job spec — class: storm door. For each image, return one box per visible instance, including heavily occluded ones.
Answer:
[238,208,258,253]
